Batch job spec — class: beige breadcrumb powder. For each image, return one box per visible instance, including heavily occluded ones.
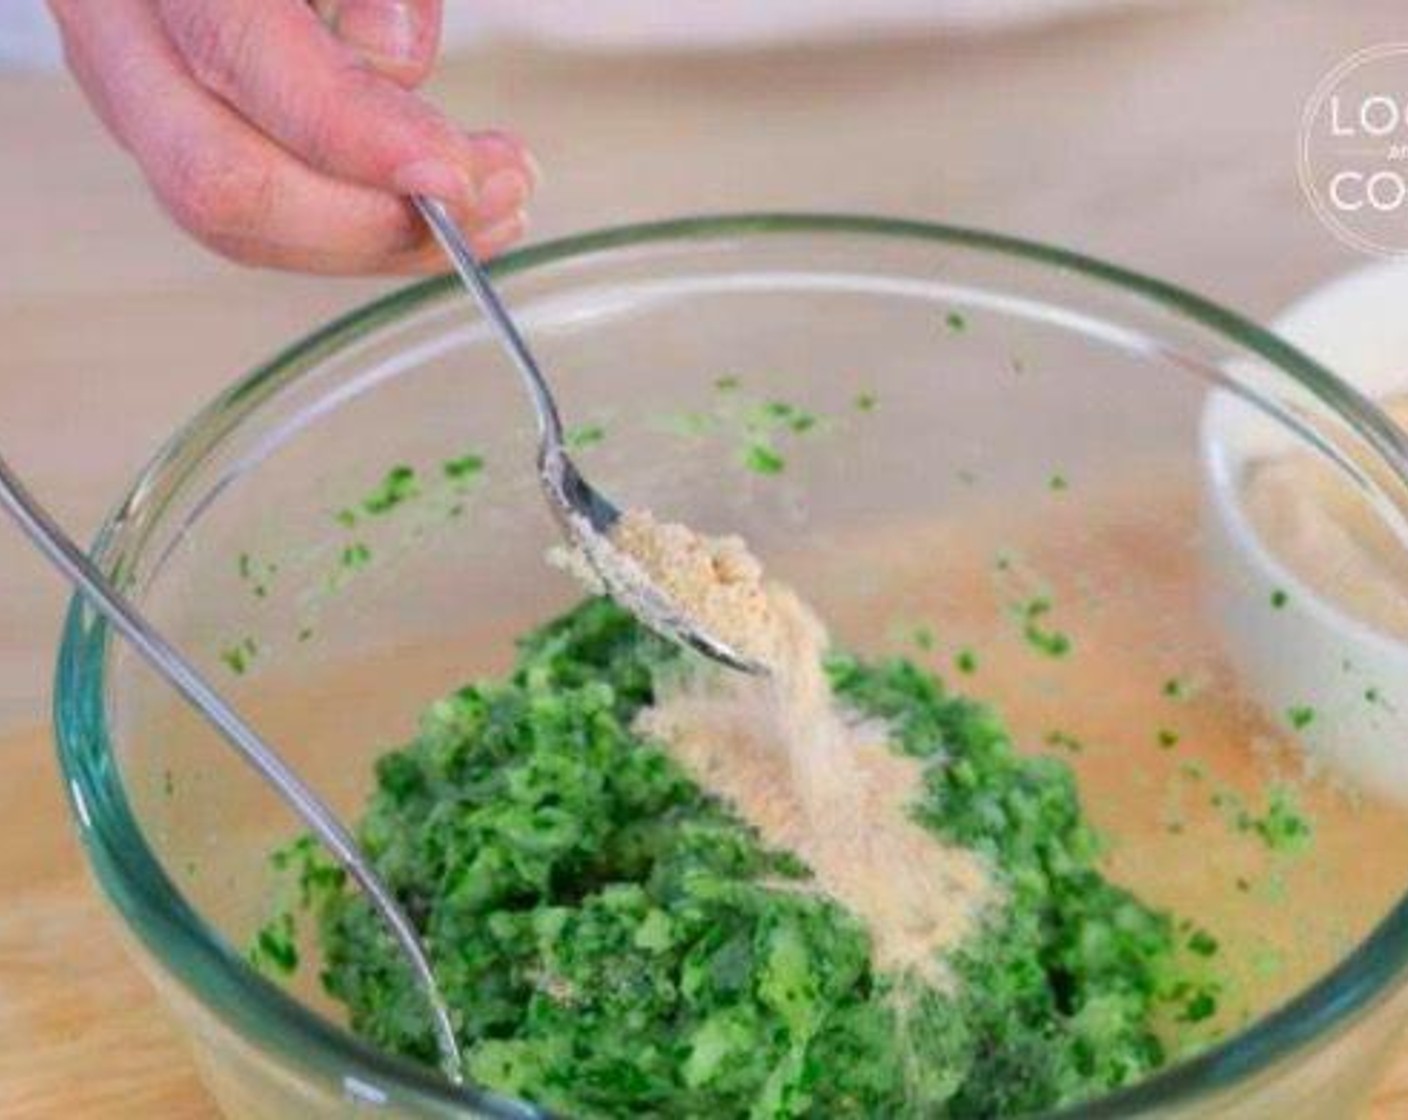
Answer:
[613,508,994,983]
[611,508,779,667]
[1243,399,1408,639]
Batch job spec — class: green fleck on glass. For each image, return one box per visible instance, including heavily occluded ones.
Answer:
[944,310,968,332]
[236,552,275,597]
[221,637,257,676]
[443,452,486,481]
[250,912,299,976]
[1157,728,1180,750]
[1287,705,1316,731]
[1048,473,1068,492]
[1045,729,1083,753]
[1249,787,1313,854]
[566,424,606,450]
[1026,628,1071,657]
[1163,677,1189,701]
[744,443,785,476]
[362,464,419,514]
[1179,988,1218,1024]
[715,375,741,392]
[1019,596,1071,658]
[911,625,936,652]
[1270,588,1289,609]
[342,542,372,571]
[854,391,878,412]
[1187,929,1219,957]
[955,648,978,675]
[752,401,818,436]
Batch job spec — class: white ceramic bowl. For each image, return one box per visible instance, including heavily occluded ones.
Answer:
[1201,261,1408,803]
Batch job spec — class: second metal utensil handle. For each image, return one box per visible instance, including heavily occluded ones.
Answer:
[0,450,464,1082]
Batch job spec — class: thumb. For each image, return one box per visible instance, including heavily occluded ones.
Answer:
[313,0,443,87]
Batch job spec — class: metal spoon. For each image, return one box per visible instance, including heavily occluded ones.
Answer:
[0,455,465,1083]
[413,197,767,676]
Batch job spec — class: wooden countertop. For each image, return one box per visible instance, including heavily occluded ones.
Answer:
[5,1,1408,1114]
[0,728,212,1117]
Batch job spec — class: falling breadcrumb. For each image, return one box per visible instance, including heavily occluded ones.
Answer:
[606,507,995,981]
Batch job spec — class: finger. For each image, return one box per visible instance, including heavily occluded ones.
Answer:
[311,0,442,88]
[471,210,529,260]
[155,0,533,216]
[386,208,529,275]
[49,0,520,273]
[208,207,527,274]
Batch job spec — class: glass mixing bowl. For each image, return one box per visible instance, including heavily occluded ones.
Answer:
[54,215,1408,1117]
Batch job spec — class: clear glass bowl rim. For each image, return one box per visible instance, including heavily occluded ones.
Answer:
[51,211,1408,1117]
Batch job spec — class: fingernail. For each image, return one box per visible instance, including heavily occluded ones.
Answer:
[477,170,531,223]
[393,159,473,205]
[330,0,420,63]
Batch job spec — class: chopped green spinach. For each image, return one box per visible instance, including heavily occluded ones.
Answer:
[265,599,1203,1117]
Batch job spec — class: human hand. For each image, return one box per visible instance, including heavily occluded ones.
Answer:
[49,0,536,273]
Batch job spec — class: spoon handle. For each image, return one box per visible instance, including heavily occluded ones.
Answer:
[0,451,464,1082]
[414,196,566,451]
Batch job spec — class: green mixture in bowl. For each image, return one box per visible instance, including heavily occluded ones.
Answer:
[260,597,1218,1117]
